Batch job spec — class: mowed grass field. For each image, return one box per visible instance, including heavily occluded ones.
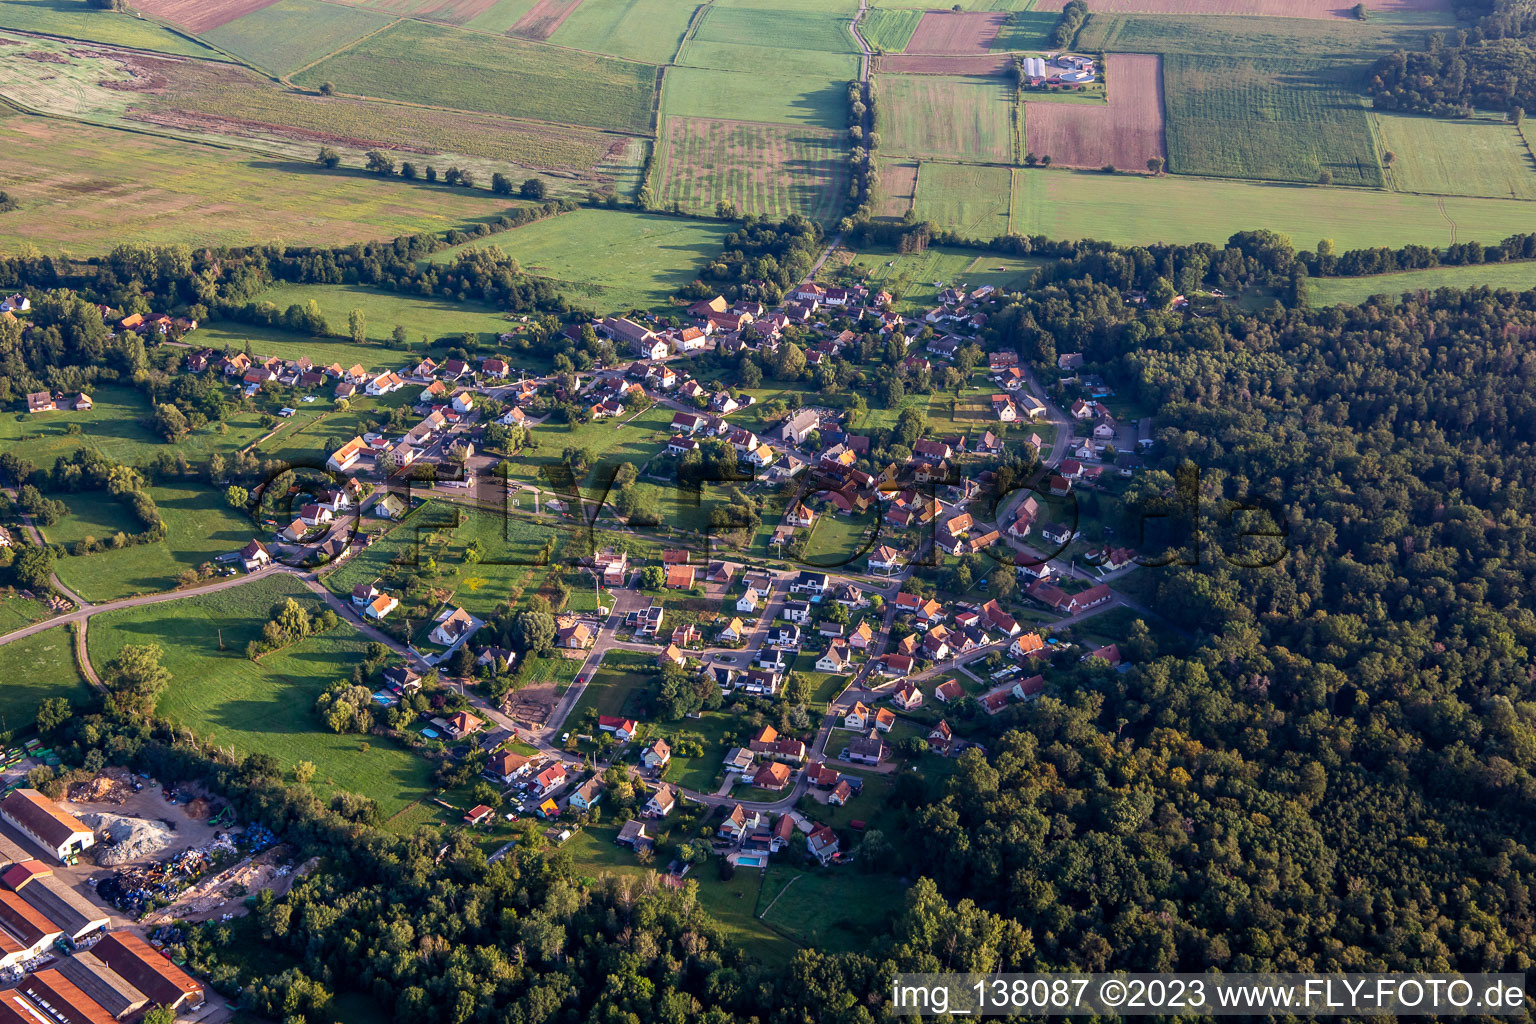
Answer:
[51,482,257,603]
[912,162,1012,240]
[1010,170,1536,248]
[662,65,854,131]
[1376,114,1536,200]
[252,282,517,346]
[692,4,856,53]
[547,0,696,62]
[435,209,733,311]
[859,8,923,52]
[1161,55,1382,186]
[0,113,516,254]
[201,0,396,76]
[877,74,1015,164]
[0,385,269,468]
[292,19,658,134]
[654,117,851,223]
[87,576,434,815]
[1306,261,1536,307]
[0,0,218,56]
[0,628,95,730]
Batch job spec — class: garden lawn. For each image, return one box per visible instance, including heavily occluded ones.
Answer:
[569,650,656,722]
[1375,113,1536,201]
[1009,170,1536,249]
[44,491,141,549]
[0,627,94,731]
[434,209,732,312]
[51,482,259,603]
[657,711,737,793]
[756,863,902,954]
[1306,261,1536,307]
[800,513,879,570]
[692,862,795,967]
[86,575,433,815]
[0,597,49,636]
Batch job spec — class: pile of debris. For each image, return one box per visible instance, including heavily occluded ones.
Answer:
[68,769,139,805]
[81,812,175,867]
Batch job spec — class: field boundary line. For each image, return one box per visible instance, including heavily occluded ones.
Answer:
[672,0,714,66]
[1365,111,1397,191]
[283,16,404,82]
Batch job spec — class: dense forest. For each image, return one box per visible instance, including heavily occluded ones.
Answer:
[1370,0,1536,114]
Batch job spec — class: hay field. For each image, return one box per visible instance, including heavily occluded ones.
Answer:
[1376,114,1536,201]
[912,162,1012,239]
[654,116,851,222]
[200,0,397,76]
[878,74,1016,164]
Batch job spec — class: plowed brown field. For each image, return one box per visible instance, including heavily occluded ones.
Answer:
[1023,53,1165,171]
[510,0,584,39]
[903,11,1005,54]
[876,54,1011,75]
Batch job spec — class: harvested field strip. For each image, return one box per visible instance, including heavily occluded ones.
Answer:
[859,8,922,52]
[1075,13,1448,60]
[1374,113,1536,201]
[1009,168,1536,249]
[912,161,1011,239]
[1161,53,1382,186]
[1023,53,1164,171]
[874,158,917,218]
[290,18,658,134]
[875,53,1010,75]
[879,74,1014,164]
[903,10,1005,54]
[654,116,850,223]
[1030,0,1448,18]
[692,5,857,53]
[200,0,397,76]
[510,0,583,39]
[0,114,518,254]
[127,0,282,33]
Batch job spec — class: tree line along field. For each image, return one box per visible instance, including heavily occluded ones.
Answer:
[0,113,517,254]
[653,117,851,223]
[1008,169,1536,249]
[877,74,1016,164]
[198,0,397,77]
[291,19,658,135]
[1161,55,1383,186]
[1374,113,1536,201]
[0,40,642,192]
[86,576,435,816]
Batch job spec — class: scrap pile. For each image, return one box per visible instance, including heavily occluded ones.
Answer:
[99,829,244,918]
[67,768,138,805]
[81,812,175,867]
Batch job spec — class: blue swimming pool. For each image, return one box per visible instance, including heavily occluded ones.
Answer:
[737,854,765,867]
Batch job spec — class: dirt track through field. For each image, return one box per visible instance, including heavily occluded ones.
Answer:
[1023,53,1166,171]
[1029,0,1446,18]
[903,11,1005,54]
[875,53,1011,76]
[510,0,584,39]
[128,0,282,33]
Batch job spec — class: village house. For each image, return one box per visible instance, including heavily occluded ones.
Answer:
[644,784,677,817]
[568,778,604,811]
[558,621,594,649]
[934,678,965,703]
[845,729,886,766]
[807,823,839,865]
[892,682,923,710]
[327,437,368,474]
[642,738,671,770]
[430,607,479,648]
[928,720,955,755]
[487,751,533,785]
[239,539,272,572]
[816,642,851,674]
[598,716,638,741]
[365,594,398,621]
[446,711,484,739]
